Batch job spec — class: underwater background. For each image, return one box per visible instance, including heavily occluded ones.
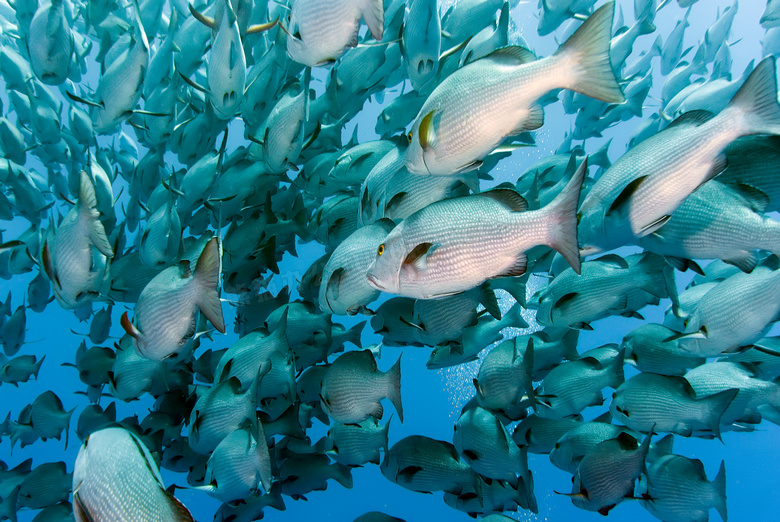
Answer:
[1,0,779,520]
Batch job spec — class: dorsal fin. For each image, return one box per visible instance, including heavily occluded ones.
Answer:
[484,46,537,65]
[477,188,528,212]
[666,109,714,129]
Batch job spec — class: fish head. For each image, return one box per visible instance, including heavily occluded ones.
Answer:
[405,109,439,175]
[366,226,405,295]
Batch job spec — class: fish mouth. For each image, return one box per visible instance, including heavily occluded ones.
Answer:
[366,273,385,291]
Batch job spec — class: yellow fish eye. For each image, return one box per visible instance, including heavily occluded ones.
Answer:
[377,244,385,256]
[407,132,413,144]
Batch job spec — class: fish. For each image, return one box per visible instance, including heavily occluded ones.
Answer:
[121,236,225,362]
[638,455,727,522]
[197,425,273,503]
[454,405,532,491]
[285,0,385,67]
[41,171,113,310]
[72,427,194,521]
[610,372,738,440]
[27,0,73,85]
[533,349,625,420]
[326,417,390,467]
[366,157,587,299]
[579,57,780,253]
[531,252,675,330]
[320,349,403,424]
[622,323,706,376]
[401,0,441,91]
[405,2,623,176]
[381,435,477,494]
[667,260,780,357]
[565,430,652,515]
[319,219,395,315]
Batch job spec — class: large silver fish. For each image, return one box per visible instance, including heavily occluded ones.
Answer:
[405,2,623,176]
[121,237,225,361]
[579,57,780,252]
[366,157,586,299]
[72,427,194,521]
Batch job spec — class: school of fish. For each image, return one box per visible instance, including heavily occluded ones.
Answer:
[1,0,779,520]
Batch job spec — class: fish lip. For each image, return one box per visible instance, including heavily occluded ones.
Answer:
[366,272,384,290]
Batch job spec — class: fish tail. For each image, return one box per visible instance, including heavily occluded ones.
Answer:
[556,1,624,104]
[385,354,403,424]
[713,461,728,522]
[346,320,366,348]
[726,57,780,136]
[333,462,354,489]
[194,237,226,334]
[501,301,529,329]
[705,388,739,442]
[543,157,587,275]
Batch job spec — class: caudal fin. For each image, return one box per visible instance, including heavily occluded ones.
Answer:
[385,354,403,423]
[556,2,625,103]
[727,57,780,136]
[543,157,587,274]
[194,237,225,334]
[704,388,739,442]
[713,461,728,522]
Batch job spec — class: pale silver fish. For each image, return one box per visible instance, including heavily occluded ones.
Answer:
[402,0,440,91]
[582,57,780,251]
[320,350,403,424]
[567,431,652,516]
[639,180,780,273]
[197,425,272,503]
[72,427,194,521]
[667,262,780,357]
[454,405,531,489]
[638,455,727,522]
[534,351,624,420]
[319,219,395,315]
[405,2,623,176]
[286,0,384,67]
[42,171,113,310]
[610,373,738,440]
[188,374,259,455]
[27,0,73,84]
[121,237,225,362]
[685,361,780,431]
[366,158,586,299]
[381,435,477,494]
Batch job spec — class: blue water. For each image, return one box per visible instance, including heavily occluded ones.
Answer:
[1,0,779,521]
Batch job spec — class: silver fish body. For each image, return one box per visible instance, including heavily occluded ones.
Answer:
[72,427,194,521]
[405,2,623,176]
[366,159,586,299]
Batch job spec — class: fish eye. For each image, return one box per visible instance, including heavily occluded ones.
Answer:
[407,132,412,144]
[377,244,385,256]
